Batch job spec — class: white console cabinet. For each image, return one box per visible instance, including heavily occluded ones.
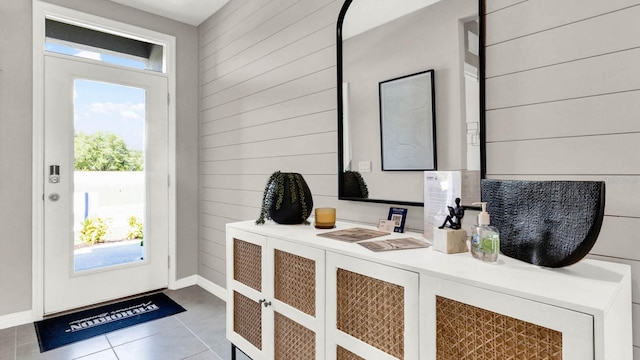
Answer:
[226,220,632,360]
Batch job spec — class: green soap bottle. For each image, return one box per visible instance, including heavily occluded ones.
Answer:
[470,202,500,263]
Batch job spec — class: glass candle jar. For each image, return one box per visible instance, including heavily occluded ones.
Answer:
[314,208,336,229]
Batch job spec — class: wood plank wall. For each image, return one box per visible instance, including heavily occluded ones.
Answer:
[197,0,342,287]
[199,1,639,354]
[485,0,640,357]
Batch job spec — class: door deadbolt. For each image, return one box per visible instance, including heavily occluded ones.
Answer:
[48,193,60,202]
[49,165,60,183]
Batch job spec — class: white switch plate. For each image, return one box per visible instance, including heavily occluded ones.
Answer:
[358,161,372,172]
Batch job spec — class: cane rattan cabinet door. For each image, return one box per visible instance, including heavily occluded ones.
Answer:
[268,238,325,360]
[226,229,269,359]
[420,276,594,360]
[326,252,419,360]
[227,230,325,360]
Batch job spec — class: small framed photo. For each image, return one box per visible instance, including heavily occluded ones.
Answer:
[388,207,408,233]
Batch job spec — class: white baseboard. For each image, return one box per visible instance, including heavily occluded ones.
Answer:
[196,275,227,301]
[0,310,33,330]
[170,274,198,290]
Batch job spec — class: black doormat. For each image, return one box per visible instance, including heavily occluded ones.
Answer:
[34,292,186,352]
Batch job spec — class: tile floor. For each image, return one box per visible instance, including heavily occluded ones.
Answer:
[0,286,252,360]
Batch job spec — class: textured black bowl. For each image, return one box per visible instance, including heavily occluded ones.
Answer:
[481,179,605,268]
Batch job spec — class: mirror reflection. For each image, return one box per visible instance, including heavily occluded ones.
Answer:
[338,0,483,206]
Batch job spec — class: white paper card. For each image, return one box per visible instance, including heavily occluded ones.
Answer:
[424,171,461,240]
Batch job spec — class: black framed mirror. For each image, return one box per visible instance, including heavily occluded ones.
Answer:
[337,0,485,208]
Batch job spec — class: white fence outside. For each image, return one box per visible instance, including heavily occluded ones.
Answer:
[73,171,144,242]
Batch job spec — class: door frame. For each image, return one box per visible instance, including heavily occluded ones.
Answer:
[32,1,177,320]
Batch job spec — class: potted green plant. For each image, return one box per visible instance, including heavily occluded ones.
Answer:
[256,171,313,225]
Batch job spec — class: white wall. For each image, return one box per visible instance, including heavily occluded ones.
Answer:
[484,0,640,356]
[0,0,33,317]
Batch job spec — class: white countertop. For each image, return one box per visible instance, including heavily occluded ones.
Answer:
[228,219,630,316]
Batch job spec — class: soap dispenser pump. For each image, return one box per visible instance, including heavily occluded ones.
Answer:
[470,202,500,263]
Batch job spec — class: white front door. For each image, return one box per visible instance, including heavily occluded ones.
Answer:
[43,55,169,314]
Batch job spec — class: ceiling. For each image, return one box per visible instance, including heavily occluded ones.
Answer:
[109,0,230,26]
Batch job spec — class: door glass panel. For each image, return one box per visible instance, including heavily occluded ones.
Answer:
[45,18,165,72]
[73,79,146,272]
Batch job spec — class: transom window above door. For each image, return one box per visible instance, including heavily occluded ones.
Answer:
[45,18,165,72]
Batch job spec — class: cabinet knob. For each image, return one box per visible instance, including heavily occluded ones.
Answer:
[258,299,271,307]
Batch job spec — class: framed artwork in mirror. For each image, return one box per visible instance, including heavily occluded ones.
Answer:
[379,70,436,171]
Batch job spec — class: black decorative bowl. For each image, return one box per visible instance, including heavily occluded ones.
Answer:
[481,179,605,268]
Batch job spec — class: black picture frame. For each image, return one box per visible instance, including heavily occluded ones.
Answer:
[379,69,437,171]
[387,207,408,233]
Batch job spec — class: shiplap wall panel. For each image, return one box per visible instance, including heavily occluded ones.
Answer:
[201,65,334,111]
[198,0,254,42]
[201,0,301,61]
[201,132,336,161]
[485,0,640,45]
[486,48,640,110]
[203,201,259,222]
[201,175,266,192]
[201,198,257,217]
[200,0,280,56]
[201,0,338,84]
[202,25,334,97]
[201,153,337,176]
[200,259,226,286]
[198,0,339,287]
[203,67,335,120]
[201,214,232,234]
[211,0,334,64]
[481,174,640,218]
[204,46,335,108]
[201,239,226,262]
[486,134,640,175]
[486,91,640,142]
[201,189,262,209]
[201,111,335,148]
[201,252,226,274]
[484,0,526,14]
[486,0,640,354]
[591,217,640,261]
[200,184,260,201]
[486,5,640,77]
[202,89,335,133]
[635,304,640,347]
[201,173,336,194]
[202,4,338,87]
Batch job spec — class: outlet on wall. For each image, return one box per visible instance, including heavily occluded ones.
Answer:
[358,161,372,172]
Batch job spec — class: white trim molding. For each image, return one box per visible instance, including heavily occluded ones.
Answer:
[0,311,33,330]
[169,274,227,302]
[197,276,227,301]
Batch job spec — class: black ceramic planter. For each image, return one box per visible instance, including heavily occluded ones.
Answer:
[259,172,313,225]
